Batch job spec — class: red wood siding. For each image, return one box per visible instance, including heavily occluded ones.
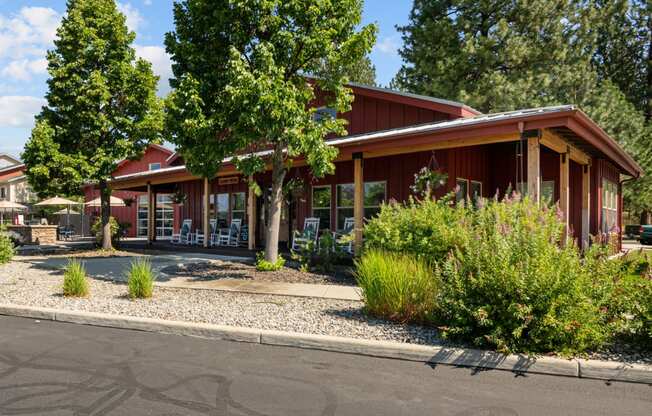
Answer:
[84,145,174,237]
[342,95,451,136]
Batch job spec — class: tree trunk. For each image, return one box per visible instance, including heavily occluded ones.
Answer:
[99,180,113,250]
[640,210,650,225]
[264,150,287,263]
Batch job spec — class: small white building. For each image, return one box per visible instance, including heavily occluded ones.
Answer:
[0,154,37,204]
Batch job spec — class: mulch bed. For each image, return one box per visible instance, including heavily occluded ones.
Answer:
[160,259,356,286]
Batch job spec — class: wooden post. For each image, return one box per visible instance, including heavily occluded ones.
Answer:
[146,183,153,245]
[353,152,364,255]
[247,175,257,250]
[203,177,209,248]
[527,137,540,203]
[559,151,570,237]
[581,164,591,249]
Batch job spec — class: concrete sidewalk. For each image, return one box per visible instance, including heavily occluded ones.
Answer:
[20,252,361,301]
[157,278,361,301]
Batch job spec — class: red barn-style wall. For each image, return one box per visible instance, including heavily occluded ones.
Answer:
[84,144,174,237]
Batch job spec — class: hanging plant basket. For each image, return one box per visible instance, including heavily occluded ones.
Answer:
[170,190,188,205]
[123,197,134,207]
[411,151,448,199]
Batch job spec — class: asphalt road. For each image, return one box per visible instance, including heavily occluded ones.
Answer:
[0,316,649,416]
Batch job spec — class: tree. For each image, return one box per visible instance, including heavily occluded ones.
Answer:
[588,0,651,119]
[315,54,377,86]
[165,0,376,262]
[393,0,652,221]
[22,0,163,249]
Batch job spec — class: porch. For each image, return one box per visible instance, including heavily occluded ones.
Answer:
[108,107,637,253]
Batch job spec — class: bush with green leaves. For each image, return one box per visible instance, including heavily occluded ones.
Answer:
[256,252,285,272]
[0,226,14,264]
[63,259,89,297]
[91,216,120,245]
[364,197,470,263]
[356,249,439,324]
[127,258,155,299]
[585,248,652,347]
[291,231,348,273]
[436,196,607,354]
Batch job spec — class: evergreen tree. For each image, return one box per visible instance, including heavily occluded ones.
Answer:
[22,0,163,249]
[165,0,376,262]
[588,0,650,119]
[394,0,652,221]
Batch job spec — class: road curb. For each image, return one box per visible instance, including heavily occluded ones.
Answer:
[1,303,650,384]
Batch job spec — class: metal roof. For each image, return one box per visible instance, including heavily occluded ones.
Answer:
[328,105,575,146]
[111,104,642,182]
[347,82,481,115]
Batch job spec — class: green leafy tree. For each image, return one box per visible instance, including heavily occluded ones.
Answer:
[165,0,376,262]
[315,54,377,86]
[22,0,163,249]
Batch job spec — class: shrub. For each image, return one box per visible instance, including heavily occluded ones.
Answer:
[127,257,155,299]
[355,249,439,323]
[256,252,285,271]
[437,196,607,354]
[291,231,348,273]
[364,197,470,263]
[63,259,89,297]
[586,248,652,347]
[0,226,14,264]
[91,216,120,245]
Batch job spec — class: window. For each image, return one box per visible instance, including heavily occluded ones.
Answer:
[364,181,386,220]
[336,184,354,230]
[602,179,618,233]
[231,192,246,221]
[149,163,161,171]
[314,107,337,122]
[470,180,482,202]
[455,178,469,202]
[312,186,331,230]
[215,193,229,227]
[0,187,5,200]
[336,182,387,230]
[137,194,174,238]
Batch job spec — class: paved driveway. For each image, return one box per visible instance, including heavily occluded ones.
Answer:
[1,316,650,416]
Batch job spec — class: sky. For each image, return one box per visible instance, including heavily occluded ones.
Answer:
[0,0,412,159]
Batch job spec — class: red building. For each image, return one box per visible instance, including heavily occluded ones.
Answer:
[103,83,642,249]
[84,144,177,238]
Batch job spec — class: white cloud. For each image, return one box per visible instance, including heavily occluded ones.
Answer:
[118,2,145,34]
[0,96,46,128]
[374,36,400,56]
[135,45,172,95]
[0,7,61,60]
[1,58,48,81]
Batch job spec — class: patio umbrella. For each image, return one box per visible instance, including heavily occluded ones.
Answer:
[35,196,79,227]
[54,208,80,216]
[84,195,126,207]
[0,200,27,225]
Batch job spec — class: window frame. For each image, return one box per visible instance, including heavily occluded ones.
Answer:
[335,181,387,230]
[311,185,332,230]
[455,178,469,202]
[313,106,337,122]
[230,192,246,222]
[149,162,162,171]
[601,178,618,233]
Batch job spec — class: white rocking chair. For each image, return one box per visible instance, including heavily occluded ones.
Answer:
[292,217,320,251]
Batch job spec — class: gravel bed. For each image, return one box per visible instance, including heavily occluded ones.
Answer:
[1,260,650,365]
[160,259,356,286]
[0,260,438,346]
